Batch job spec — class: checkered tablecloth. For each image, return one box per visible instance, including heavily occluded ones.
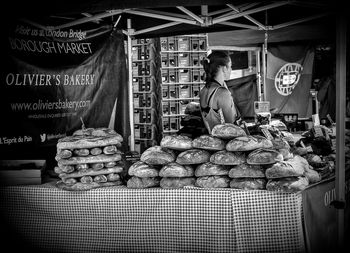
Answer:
[0,183,305,253]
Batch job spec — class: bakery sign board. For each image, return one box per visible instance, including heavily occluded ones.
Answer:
[0,20,129,158]
[274,63,303,96]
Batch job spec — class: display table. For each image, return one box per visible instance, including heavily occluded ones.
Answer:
[0,183,305,253]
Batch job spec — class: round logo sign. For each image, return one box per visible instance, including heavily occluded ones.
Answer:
[274,63,303,96]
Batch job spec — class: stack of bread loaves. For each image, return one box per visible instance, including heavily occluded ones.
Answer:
[210,123,276,190]
[55,127,124,191]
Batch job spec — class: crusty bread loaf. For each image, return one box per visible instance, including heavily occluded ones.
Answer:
[176,149,211,165]
[195,162,229,177]
[56,180,122,191]
[195,176,230,188]
[230,178,267,190]
[210,150,246,165]
[271,138,290,150]
[246,149,283,165]
[57,135,122,150]
[59,166,123,179]
[226,135,272,152]
[211,123,246,139]
[159,162,194,177]
[127,176,160,188]
[160,135,193,151]
[265,155,308,179]
[73,127,121,138]
[160,177,196,189]
[192,135,225,151]
[140,146,176,165]
[304,166,321,184]
[266,176,309,192]
[128,161,159,178]
[278,148,293,160]
[228,164,265,178]
[57,153,122,165]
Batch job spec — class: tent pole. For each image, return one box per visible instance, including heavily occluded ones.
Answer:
[335,12,346,250]
[262,43,267,101]
[256,49,262,101]
[127,19,135,151]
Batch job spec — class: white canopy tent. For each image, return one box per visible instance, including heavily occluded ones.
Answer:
[6,0,348,249]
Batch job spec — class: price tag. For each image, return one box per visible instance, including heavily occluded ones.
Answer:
[261,128,273,140]
[313,126,324,138]
[331,138,336,151]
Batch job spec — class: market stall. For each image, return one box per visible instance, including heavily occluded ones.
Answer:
[1,1,348,252]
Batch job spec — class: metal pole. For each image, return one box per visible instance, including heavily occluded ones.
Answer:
[127,19,135,151]
[262,44,267,101]
[256,49,262,101]
[335,12,346,251]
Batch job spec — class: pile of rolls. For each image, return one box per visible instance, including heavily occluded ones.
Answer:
[128,123,320,192]
[55,127,125,191]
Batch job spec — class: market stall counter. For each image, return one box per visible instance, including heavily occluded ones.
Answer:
[0,182,305,253]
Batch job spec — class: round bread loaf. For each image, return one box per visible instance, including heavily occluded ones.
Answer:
[265,155,308,179]
[195,162,229,177]
[176,149,211,165]
[226,135,273,152]
[266,176,309,193]
[159,162,194,177]
[272,138,290,150]
[210,150,246,165]
[140,146,176,165]
[195,176,230,188]
[228,163,265,178]
[160,135,193,150]
[127,176,160,188]
[304,166,321,184]
[246,148,283,165]
[160,177,196,189]
[230,178,267,190]
[192,135,225,151]
[128,161,159,178]
[211,123,246,139]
